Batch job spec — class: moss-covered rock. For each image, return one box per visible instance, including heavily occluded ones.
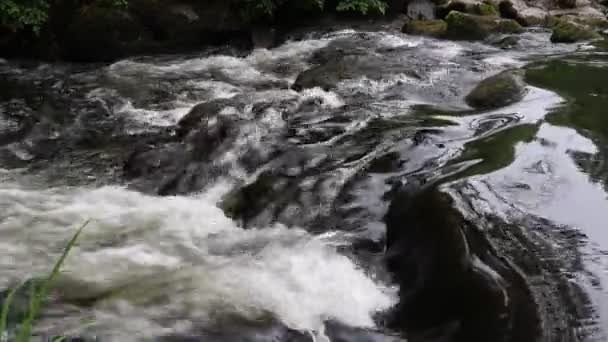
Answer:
[402,19,448,37]
[550,18,601,43]
[475,2,499,16]
[445,10,523,40]
[465,70,527,109]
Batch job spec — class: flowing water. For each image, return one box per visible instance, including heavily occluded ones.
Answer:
[1,23,608,342]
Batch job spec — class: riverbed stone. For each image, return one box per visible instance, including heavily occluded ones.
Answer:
[402,19,448,37]
[445,11,523,40]
[465,70,526,109]
[550,18,601,42]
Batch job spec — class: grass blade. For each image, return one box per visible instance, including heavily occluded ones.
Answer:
[0,282,22,341]
[16,221,89,342]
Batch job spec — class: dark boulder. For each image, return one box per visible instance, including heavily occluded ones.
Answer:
[128,0,246,48]
[63,6,151,62]
[402,19,448,37]
[558,0,577,9]
[384,185,510,339]
[292,53,419,91]
[177,99,240,138]
[445,10,523,40]
[465,70,527,109]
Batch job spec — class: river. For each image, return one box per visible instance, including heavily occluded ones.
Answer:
[1,23,607,342]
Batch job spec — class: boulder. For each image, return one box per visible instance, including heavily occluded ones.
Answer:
[465,70,527,109]
[445,11,523,40]
[63,6,151,61]
[550,18,601,42]
[475,2,499,16]
[558,0,577,9]
[177,99,240,137]
[292,54,419,91]
[402,19,448,37]
[384,185,512,338]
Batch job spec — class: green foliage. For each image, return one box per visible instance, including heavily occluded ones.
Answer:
[0,0,49,34]
[241,0,387,20]
[0,222,88,342]
[336,0,387,15]
[0,0,129,35]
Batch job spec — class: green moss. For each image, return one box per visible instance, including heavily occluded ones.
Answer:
[498,19,523,33]
[550,19,600,43]
[526,60,608,142]
[476,2,498,16]
[445,10,522,40]
[451,124,539,178]
[402,19,447,38]
[465,71,526,109]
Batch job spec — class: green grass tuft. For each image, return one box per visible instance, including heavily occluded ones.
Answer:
[0,221,89,342]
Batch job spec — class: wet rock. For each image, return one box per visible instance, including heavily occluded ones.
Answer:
[465,70,526,109]
[129,0,244,46]
[550,18,601,43]
[445,11,523,40]
[491,34,520,49]
[558,0,577,9]
[221,170,285,225]
[292,54,419,91]
[186,114,241,161]
[292,57,363,91]
[384,186,511,340]
[63,6,151,62]
[474,2,499,16]
[177,99,239,137]
[437,1,473,19]
[367,152,404,173]
[498,1,519,21]
[123,143,187,179]
[402,19,448,37]
[0,99,35,146]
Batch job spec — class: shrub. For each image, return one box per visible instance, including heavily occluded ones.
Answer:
[0,0,49,34]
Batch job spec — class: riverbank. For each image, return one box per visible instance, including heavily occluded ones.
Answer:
[1,0,607,62]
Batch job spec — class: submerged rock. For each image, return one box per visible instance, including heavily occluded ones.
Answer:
[402,19,448,37]
[445,11,523,40]
[465,70,526,109]
[292,54,419,91]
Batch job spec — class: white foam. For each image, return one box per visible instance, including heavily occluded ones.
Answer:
[248,38,331,64]
[377,33,423,48]
[115,101,193,126]
[300,87,345,108]
[0,184,396,340]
